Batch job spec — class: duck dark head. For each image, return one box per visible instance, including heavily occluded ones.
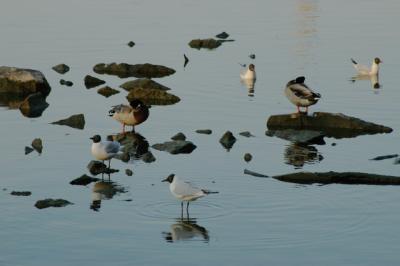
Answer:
[162,174,175,183]
[249,64,255,71]
[129,99,145,109]
[374,57,382,64]
[90,135,101,143]
[295,76,306,84]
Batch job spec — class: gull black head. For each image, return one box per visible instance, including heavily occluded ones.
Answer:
[129,99,144,109]
[162,174,175,183]
[90,135,101,143]
[295,76,306,84]
[374,57,382,64]
[249,64,255,71]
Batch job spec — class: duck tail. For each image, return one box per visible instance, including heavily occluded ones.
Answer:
[351,58,357,65]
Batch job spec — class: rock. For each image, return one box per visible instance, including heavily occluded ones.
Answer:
[244,153,252,162]
[370,154,398,161]
[120,78,171,91]
[244,169,269,178]
[60,79,66,85]
[249,54,256,59]
[267,112,393,139]
[84,75,105,89]
[219,131,237,150]
[52,64,70,74]
[0,66,51,97]
[171,132,186,141]
[266,129,326,144]
[184,54,189,67]
[25,146,34,155]
[93,63,176,79]
[284,143,323,168]
[60,79,73,86]
[395,158,400,165]
[19,92,49,118]
[31,138,43,154]
[125,169,133,176]
[51,114,85,130]
[127,41,135,47]
[35,198,73,209]
[141,151,156,163]
[215,31,229,39]
[97,86,120,98]
[70,174,99,186]
[115,132,150,160]
[126,86,180,106]
[87,160,119,175]
[239,131,254,137]
[152,140,197,154]
[189,38,222,49]
[11,191,31,196]
[196,129,212,135]
[331,143,337,146]
[273,171,400,185]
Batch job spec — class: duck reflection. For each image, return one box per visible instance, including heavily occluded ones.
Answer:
[111,132,151,162]
[284,142,323,169]
[351,74,381,90]
[90,179,127,211]
[162,218,209,243]
[240,78,256,97]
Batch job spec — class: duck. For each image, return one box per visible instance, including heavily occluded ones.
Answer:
[351,57,382,76]
[240,63,256,81]
[109,99,149,133]
[285,76,321,113]
[90,135,121,168]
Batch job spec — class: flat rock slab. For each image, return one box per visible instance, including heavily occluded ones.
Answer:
[51,114,85,130]
[266,129,325,144]
[273,171,400,185]
[244,169,269,178]
[52,64,70,74]
[93,63,175,79]
[11,191,31,196]
[0,66,51,97]
[120,78,171,92]
[70,174,99,186]
[267,112,393,139]
[35,198,73,209]
[152,140,197,154]
[97,86,120,98]
[126,87,180,106]
[189,38,222,49]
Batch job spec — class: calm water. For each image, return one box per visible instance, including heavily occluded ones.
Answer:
[1,0,400,265]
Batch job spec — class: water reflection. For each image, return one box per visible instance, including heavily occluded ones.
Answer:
[284,142,323,169]
[90,178,127,211]
[240,78,256,97]
[113,132,151,162]
[350,74,381,91]
[0,92,49,118]
[162,218,209,243]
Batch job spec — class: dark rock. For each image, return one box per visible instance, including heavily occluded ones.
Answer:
[244,169,269,178]
[84,75,105,89]
[331,143,337,146]
[184,54,189,67]
[60,79,66,85]
[274,171,400,185]
[249,54,256,59]
[152,140,197,154]
[70,174,99,186]
[125,169,133,176]
[219,131,237,150]
[370,154,398,161]
[196,129,212,135]
[266,129,326,145]
[171,132,186,141]
[189,38,222,49]
[11,191,31,196]
[216,31,229,39]
[127,41,135,47]
[93,63,175,79]
[97,86,120,98]
[86,161,120,175]
[52,64,70,74]
[267,112,393,139]
[19,92,49,118]
[0,66,51,97]
[25,146,34,155]
[141,151,156,163]
[35,198,73,209]
[31,138,43,154]
[51,114,85,130]
[115,132,149,160]
[126,86,180,106]
[284,143,323,169]
[244,153,252,162]
[395,158,400,165]
[120,78,171,91]
[65,80,73,87]
[115,152,130,163]
[239,131,254,137]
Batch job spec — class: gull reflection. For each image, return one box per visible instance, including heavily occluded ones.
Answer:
[240,78,256,97]
[90,179,127,211]
[284,142,323,169]
[351,74,381,90]
[162,218,209,243]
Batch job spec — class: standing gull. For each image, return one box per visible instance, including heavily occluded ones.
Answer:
[285,76,321,113]
[90,135,121,168]
[109,99,149,133]
[240,63,256,81]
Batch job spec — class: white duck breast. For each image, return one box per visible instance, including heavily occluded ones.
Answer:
[110,104,138,125]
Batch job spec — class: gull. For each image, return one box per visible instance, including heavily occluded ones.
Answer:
[351,57,382,76]
[90,135,121,168]
[109,99,149,133]
[285,76,321,113]
[240,63,256,81]
[162,174,218,215]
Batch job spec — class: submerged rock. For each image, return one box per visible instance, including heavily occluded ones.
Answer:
[244,153,252,162]
[196,129,212,135]
[141,151,156,163]
[84,75,105,89]
[126,86,180,106]
[171,132,186,141]
[35,198,73,209]
[239,131,254,137]
[19,92,49,118]
[370,154,398,161]
[115,132,150,161]
[31,138,43,154]
[244,169,269,178]
[184,54,189,67]
[25,146,34,155]
[51,114,85,130]
[125,169,133,176]
[152,140,197,154]
[273,171,400,185]
[120,78,171,92]
[60,79,73,86]
[219,131,237,150]
[267,112,393,139]
[93,63,176,79]
[70,174,99,186]
[215,31,229,39]
[266,129,325,145]
[249,54,256,59]
[97,86,120,98]
[11,191,31,196]
[189,38,222,49]
[52,64,70,74]
[127,41,135,47]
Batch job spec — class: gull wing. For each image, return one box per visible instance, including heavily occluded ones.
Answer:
[104,141,120,154]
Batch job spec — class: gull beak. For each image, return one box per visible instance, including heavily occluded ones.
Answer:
[89,137,94,140]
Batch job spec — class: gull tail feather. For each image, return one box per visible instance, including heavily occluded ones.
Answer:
[351,58,357,65]
[202,189,219,194]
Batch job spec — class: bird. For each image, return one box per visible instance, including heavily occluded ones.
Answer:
[285,76,321,113]
[109,99,149,133]
[163,218,209,243]
[351,57,382,76]
[240,63,256,81]
[90,135,121,168]
[162,174,218,216]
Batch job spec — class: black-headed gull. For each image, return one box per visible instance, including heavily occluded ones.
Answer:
[351,57,382,76]
[109,99,149,133]
[285,76,321,113]
[240,63,256,81]
[90,135,121,168]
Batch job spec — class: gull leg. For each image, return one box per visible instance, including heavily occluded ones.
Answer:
[186,202,190,218]
[181,202,184,219]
